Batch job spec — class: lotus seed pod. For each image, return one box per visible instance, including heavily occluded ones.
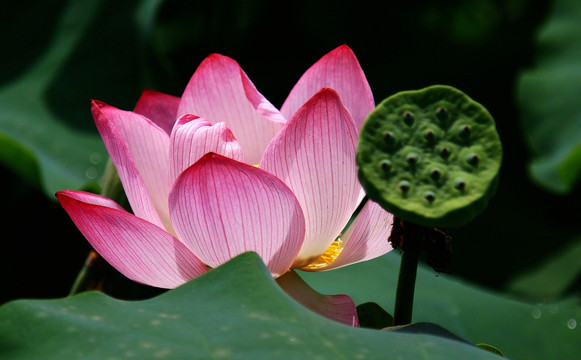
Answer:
[424,191,436,202]
[435,106,449,121]
[465,152,479,166]
[453,177,467,191]
[379,159,392,172]
[406,152,419,164]
[403,111,415,126]
[430,167,442,180]
[423,129,436,142]
[357,85,502,227]
[439,146,452,159]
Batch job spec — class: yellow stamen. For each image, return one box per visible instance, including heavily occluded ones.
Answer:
[301,238,344,270]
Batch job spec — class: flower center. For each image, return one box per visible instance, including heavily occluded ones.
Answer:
[301,237,344,270]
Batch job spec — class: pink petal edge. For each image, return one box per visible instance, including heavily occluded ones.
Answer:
[91,100,172,232]
[169,114,244,183]
[280,44,374,131]
[276,270,359,327]
[133,89,180,136]
[177,54,283,164]
[56,190,207,289]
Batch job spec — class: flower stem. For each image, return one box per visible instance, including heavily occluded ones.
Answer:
[70,159,127,296]
[69,250,105,295]
[388,217,452,326]
[392,242,420,326]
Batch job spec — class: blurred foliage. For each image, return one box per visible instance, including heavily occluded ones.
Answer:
[517,0,581,194]
[0,1,580,358]
[508,237,581,300]
[0,0,106,195]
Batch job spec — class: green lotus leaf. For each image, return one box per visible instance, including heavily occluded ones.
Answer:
[300,253,581,360]
[0,253,500,360]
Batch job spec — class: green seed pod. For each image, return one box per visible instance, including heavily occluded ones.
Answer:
[424,191,436,202]
[357,85,502,227]
[435,106,449,122]
[402,111,415,126]
[430,167,442,180]
[439,146,452,159]
[379,159,392,172]
[453,177,467,191]
[458,124,471,139]
[398,180,411,195]
[424,130,436,142]
[465,152,479,166]
[406,152,419,164]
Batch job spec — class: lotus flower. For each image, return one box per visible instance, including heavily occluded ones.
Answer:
[56,45,393,326]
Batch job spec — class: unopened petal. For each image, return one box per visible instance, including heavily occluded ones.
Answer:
[260,89,360,266]
[133,89,180,135]
[178,54,284,164]
[280,45,374,131]
[276,270,359,327]
[169,153,305,277]
[169,114,244,182]
[56,190,207,289]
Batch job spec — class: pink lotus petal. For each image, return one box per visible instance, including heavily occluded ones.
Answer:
[240,70,286,123]
[280,45,374,131]
[260,89,361,266]
[318,199,394,271]
[92,100,171,232]
[56,190,207,289]
[276,270,359,327]
[169,153,305,277]
[133,89,180,136]
[58,189,127,211]
[169,114,244,182]
[177,54,284,164]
